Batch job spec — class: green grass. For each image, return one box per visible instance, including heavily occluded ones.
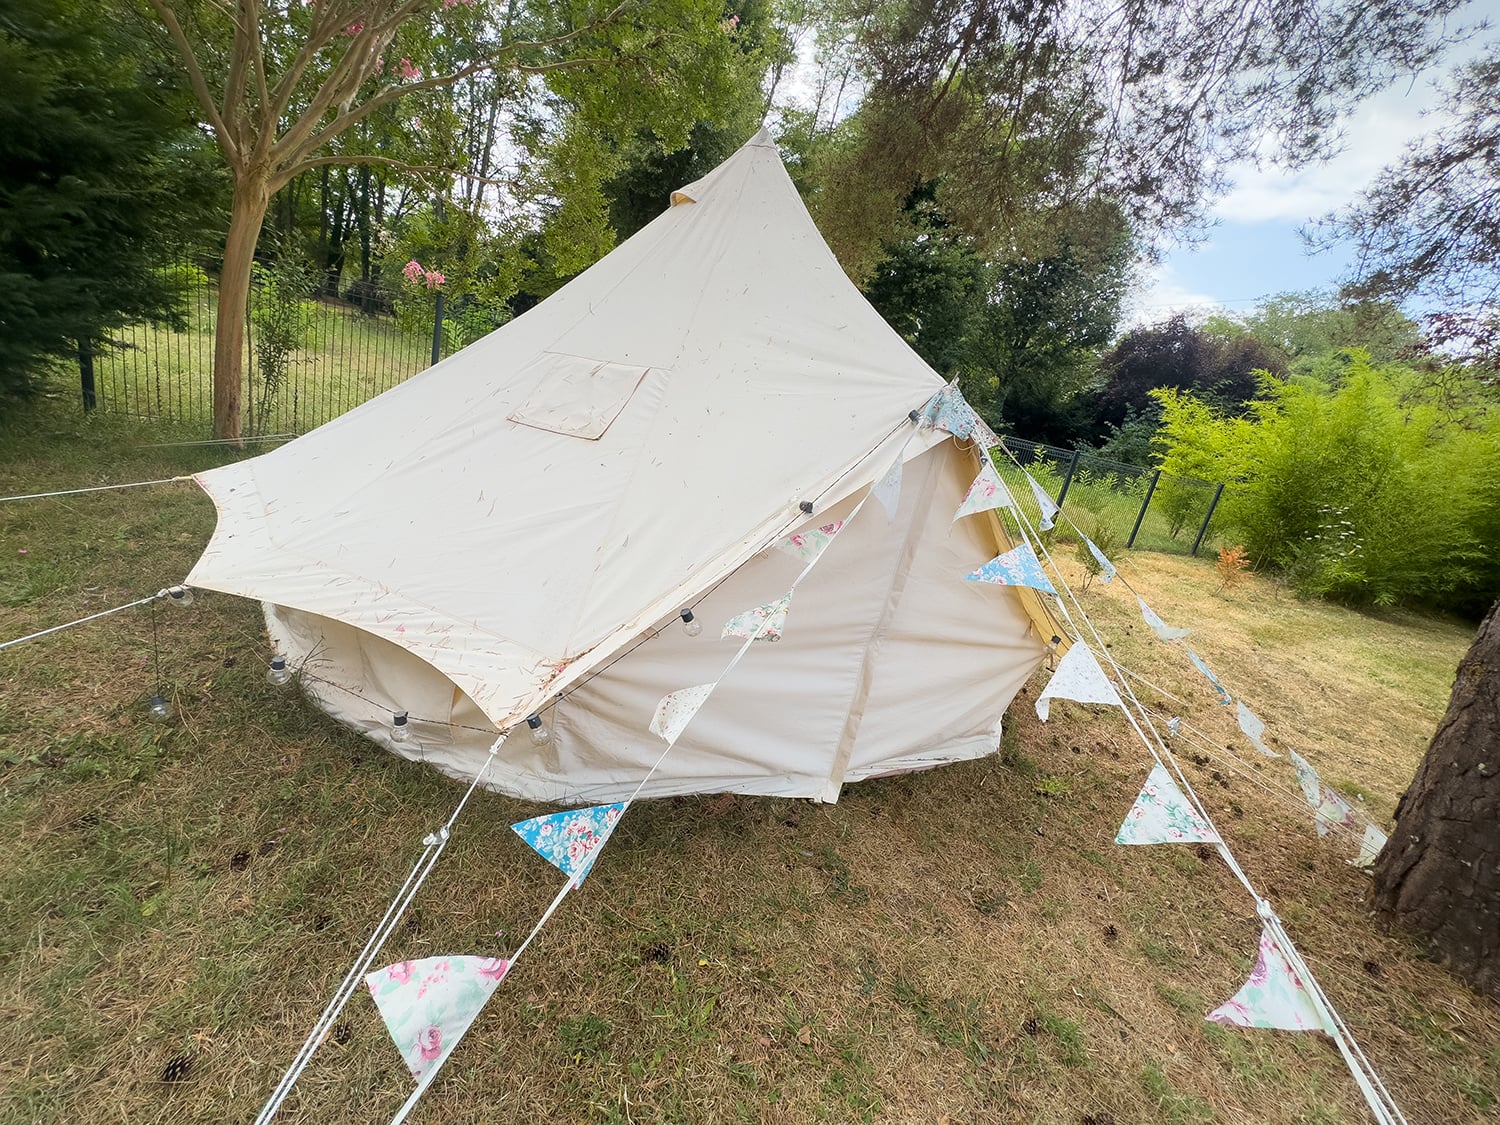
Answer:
[0,393,1496,1123]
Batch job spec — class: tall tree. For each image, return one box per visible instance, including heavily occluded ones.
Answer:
[144,0,744,438]
[1372,600,1499,999]
[0,0,220,401]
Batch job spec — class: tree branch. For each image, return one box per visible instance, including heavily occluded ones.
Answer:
[145,0,236,161]
[277,151,518,189]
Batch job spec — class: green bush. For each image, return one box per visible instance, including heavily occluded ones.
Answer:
[1153,354,1500,613]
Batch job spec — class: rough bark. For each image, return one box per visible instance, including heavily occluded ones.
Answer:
[215,173,272,442]
[1372,598,1500,998]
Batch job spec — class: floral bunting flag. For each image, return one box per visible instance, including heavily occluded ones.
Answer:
[1206,926,1333,1033]
[920,384,979,440]
[964,543,1056,594]
[1026,474,1060,531]
[511,804,625,886]
[722,593,793,643]
[1354,824,1388,869]
[1315,786,1358,838]
[1289,750,1321,809]
[1138,597,1191,641]
[953,461,1015,522]
[366,956,511,1082]
[1186,649,1233,705]
[1236,703,1279,757]
[872,456,903,523]
[1082,536,1116,583]
[1115,764,1220,845]
[1035,643,1122,721]
[773,520,845,564]
[649,683,716,746]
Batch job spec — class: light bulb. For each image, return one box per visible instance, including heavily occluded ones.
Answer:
[146,694,172,721]
[267,656,291,686]
[527,714,551,745]
[679,608,701,637]
[391,711,411,743]
[167,585,195,608]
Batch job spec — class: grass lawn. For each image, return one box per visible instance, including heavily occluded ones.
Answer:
[1,394,1496,1124]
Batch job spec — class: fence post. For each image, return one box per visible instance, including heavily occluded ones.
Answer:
[1054,449,1081,508]
[431,291,444,367]
[1127,469,1161,549]
[78,340,96,412]
[1191,482,1226,556]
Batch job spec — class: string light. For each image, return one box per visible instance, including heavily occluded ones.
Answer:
[267,656,291,686]
[391,711,412,743]
[526,713,551,745]
[166,585,195,608]
[679,608,701,637]
[146,694,172,721]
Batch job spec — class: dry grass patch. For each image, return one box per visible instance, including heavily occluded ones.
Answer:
[1,402,1496,1123]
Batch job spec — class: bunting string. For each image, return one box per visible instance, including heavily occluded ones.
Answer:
[0,475,191,504]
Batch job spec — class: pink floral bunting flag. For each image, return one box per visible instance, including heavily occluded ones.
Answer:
[1116,765,1220,845]
[953,461,1014,521]
[1236,703,1279,757]
[1035,643,1122,721]
[1026,474,1060,531]
[366,956,511,1082]
[1138,597,1190,641]
[773,520,845,564]
[872,456,903,523]
[722,593,792,643]
[1207,926,1333,1033]
[1354,824,1387,869]
[649,683,716,746]
[1315,785,1358,838]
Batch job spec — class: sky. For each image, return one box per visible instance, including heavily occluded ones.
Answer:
[1131,12,1498,325]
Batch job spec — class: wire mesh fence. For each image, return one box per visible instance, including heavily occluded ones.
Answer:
[85,264,439,435]
[995,436,1233,557]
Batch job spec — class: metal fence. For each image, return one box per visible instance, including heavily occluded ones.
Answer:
[83,264,442,435]
[996,436,1232,556]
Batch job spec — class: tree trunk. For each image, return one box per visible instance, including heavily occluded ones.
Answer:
[1372,598,1500,998]
[214,172,272,440]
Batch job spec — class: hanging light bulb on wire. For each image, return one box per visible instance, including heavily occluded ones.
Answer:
[391,711,412,743]
[267,656,291,686]
[679,608,701,637]
[146,694,172,721]
[166,585,194,608]
[527,714,551,745]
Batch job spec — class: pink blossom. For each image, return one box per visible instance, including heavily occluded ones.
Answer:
[477,958,510,981]
[398,58,422,81]
[388,960,415,983]
[402,259,425,284]
[423,269,445,289]
[442,0,478,8]
[342,20,364,35]
[418,1026,443,1060]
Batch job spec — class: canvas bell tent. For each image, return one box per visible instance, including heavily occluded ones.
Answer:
[183,128,1061,804]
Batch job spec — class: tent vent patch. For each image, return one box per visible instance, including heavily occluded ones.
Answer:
[508,352,650,440]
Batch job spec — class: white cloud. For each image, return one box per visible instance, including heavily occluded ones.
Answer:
[1123,262,1225,327]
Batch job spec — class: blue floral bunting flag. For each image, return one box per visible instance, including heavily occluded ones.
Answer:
[1084,536,1116,583]
[920,384,979,440]
[1186,648,1233,705]
[722,593,792,643]
[1035,643,1122,721]
[511,804,625,886]
[366,955,511,1082]
[1138,597,1190,641]
[1116,764,1220,845]
[1026,474,1060,531]
[872,456,903,523]
[953,461,1014,521]
[1236,703,1278,757]
[1206,925,1333,1033]
[964,543,1056,594]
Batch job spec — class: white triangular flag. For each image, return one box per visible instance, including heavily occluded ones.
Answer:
[872,456,903,523]
[1207,925,1334,1033]
[1084,536,1116,583]
[1315,786,1357,838]
[1115,764,1220,845]
[773,520,845,564]
[1289,750,1321,809]
[1035,644,1122,721]
[1138,597,1190,641]
[649,683,715,746]
[953,461,1014,521]
[722,592,792,642]
[1354,824,1387,869]
[1236,703,1279,757]
[1027,474,1059,530]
